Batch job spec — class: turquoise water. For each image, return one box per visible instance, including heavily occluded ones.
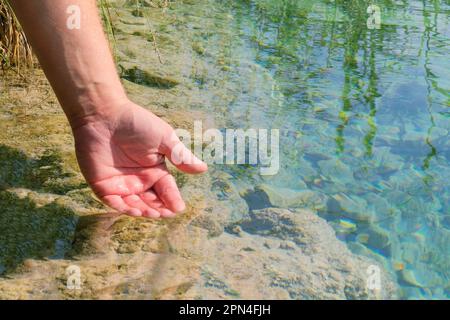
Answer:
[187,0,449,298]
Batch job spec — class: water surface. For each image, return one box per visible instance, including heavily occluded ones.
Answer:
[1,0,449,299]
[178,0,450,298]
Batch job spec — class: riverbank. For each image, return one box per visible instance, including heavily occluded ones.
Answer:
[0,0,398,299]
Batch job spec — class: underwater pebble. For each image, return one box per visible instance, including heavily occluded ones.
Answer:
[356,233,370,244]
[327,193,373,222]
[339,219,357,231]
[365,225,392,254]
[229,225,243,237]
[346,242,388,267]
[318,159,355,185]
[364,193,399,222]
[256,184,327,210]
[399,270,424,288]
[331,219,358,236]
[191,215,224,238]
[279,241,296,251]
[121,65,180,88]
[392,261,405,271]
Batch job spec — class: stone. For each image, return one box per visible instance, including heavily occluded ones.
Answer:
[279,241,296,251]
[365,225,392,255]
[256,183,327,211]
[327,193,373,222]
[191,208,397,299]
[364,193,399,222]
[190,215,224,238]
[346,242,388,267]
[120,65,181,88]
[399,270,424,288]
[318,159,355,185]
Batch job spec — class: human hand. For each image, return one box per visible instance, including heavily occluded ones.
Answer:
[72,101,207,218]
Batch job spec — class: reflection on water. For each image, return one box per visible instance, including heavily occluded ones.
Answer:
[190,0,449,298]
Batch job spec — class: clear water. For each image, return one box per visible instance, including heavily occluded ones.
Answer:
[1,0,449,299]
[180,0,450,298]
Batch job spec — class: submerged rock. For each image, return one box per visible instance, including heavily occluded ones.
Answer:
[318,159,355,185]
[121,65,181,89]
[222,208,398,299]
[255,183,327,211]
[360,225,392,256]
[399,270,424,288]
[327,193,373,222]
[0,205,398,299]
[364,193,399,223]
[190,215,224,238]
[347,242,388,267]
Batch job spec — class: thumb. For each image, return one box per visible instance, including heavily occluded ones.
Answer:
[161,131,208,174]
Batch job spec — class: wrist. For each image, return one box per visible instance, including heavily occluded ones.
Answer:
[62,84,129,129]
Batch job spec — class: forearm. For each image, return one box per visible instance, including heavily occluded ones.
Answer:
[9,0,127,127]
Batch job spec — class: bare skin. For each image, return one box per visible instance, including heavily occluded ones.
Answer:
[10,0,207,218]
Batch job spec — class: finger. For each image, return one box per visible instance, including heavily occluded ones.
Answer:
[141,190,165,208]
[141,190,176,218]
[142,207,161,219]
[102,195,142,217]
[153,174,186,213]
[92,165,169,197]
[156,207,177,218]
[123,194,151,212]
[123,194,161,219]
[161,132,208,174]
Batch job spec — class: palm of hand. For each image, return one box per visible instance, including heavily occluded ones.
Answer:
[73,103,207,218]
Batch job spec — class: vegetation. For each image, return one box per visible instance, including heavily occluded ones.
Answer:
[0,0,33,71]
[0,0,123,71]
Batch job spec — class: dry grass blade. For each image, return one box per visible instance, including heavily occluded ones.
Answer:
[129,0,166,64]
[0,0,33,72]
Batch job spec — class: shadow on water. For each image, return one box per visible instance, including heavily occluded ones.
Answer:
[0,144,87,194]
[0,144,84,275]
[0,191,78,275]
[0,143,190,298]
